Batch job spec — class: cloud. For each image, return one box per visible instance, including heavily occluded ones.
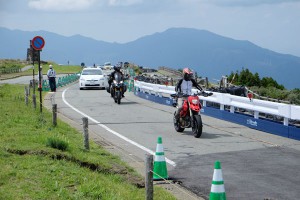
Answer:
[108,0,143,6]
[28,0,96,11]
[107,0,182,13]
[204,0,300,7]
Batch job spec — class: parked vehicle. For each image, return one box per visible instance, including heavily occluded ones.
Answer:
[171,91,212,138]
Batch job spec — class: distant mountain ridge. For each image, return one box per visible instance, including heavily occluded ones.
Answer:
[1,27,299,89]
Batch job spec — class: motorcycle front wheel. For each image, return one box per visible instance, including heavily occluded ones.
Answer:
[110,87,114,97]
[173,111,184,132]
[113,91,117,103]
[192,115,203,138]
[116,91,121,104]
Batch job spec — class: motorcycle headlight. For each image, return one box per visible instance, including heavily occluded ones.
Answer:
[192,99,199,104]
[113,80,117,84]
[120,81,123,84]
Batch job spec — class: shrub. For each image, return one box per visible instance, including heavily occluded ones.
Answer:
[46,137,69,151]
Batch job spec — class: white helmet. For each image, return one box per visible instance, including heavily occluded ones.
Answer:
[49,64,53,69]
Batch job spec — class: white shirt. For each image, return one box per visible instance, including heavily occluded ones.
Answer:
[47,69,56,78]
[180,80,193,95]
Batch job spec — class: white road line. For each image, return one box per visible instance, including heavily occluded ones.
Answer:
[62,87,176,167]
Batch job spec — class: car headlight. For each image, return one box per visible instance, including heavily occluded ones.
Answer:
[113,80,117,84]
[80,78,85,81]
[99,78,104,80]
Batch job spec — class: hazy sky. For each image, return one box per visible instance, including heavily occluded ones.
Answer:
[1,0,300,57]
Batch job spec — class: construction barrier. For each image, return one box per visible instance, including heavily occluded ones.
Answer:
[124,79,134,92]
[42,73,80,91]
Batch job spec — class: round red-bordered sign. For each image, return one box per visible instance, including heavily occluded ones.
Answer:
[31,36,45,50]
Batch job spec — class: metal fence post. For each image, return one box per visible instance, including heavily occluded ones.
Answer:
[82,117,89,150]
[145,154,153,200]
[25,86,29,106]
[28,83,31,96]
[32,94,36,109]
[52,104,57,126]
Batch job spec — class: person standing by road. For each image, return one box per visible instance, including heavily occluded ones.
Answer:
[47,64,56,92]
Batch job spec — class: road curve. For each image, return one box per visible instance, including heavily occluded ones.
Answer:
[46,83,300,200]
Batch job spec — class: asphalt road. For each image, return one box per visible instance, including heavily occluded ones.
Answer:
[44,83,300,200]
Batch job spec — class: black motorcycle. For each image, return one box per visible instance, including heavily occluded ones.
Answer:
[110,72,126,104]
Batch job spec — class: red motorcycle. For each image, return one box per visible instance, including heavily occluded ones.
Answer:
[171,91,212,138]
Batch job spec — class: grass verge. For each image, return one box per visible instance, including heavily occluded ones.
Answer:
[0,84,176,200]
[0,62,82,80]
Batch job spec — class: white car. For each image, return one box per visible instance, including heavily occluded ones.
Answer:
[79,68,108,90]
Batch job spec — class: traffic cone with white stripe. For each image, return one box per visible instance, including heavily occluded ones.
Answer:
[153,137,168,180]
[209,160,226,200]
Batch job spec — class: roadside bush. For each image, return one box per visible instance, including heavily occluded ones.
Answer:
[287,89,300,105]
[46,136,69,151]
[250,86,288,98]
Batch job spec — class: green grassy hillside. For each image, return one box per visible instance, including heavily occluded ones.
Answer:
[0,84,176,200]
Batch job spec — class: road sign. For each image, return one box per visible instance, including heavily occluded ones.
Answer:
[31,36,45,51]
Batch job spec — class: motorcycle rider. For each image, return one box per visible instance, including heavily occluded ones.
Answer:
[108,63,125,97]
[175,68,203,119]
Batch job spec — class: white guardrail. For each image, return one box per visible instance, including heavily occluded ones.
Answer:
[135,81,300,126]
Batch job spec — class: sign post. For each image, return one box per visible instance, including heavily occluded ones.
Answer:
[31,36,45,113]
[29,40,36,94]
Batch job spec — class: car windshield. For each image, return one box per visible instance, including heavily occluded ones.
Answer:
[82,69,103,75]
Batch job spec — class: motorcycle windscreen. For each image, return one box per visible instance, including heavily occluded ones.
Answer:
[114,72,123,83]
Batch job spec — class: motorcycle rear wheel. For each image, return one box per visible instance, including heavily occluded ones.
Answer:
[173,111,184,132]
[192,115,203,138]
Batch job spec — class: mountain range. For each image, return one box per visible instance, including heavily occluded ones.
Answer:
[1,27,299,89]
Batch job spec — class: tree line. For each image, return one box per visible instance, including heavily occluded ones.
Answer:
[227,68,284,89]
[227,68,300,105]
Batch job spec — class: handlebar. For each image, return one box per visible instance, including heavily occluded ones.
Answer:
[170,91,213,98]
